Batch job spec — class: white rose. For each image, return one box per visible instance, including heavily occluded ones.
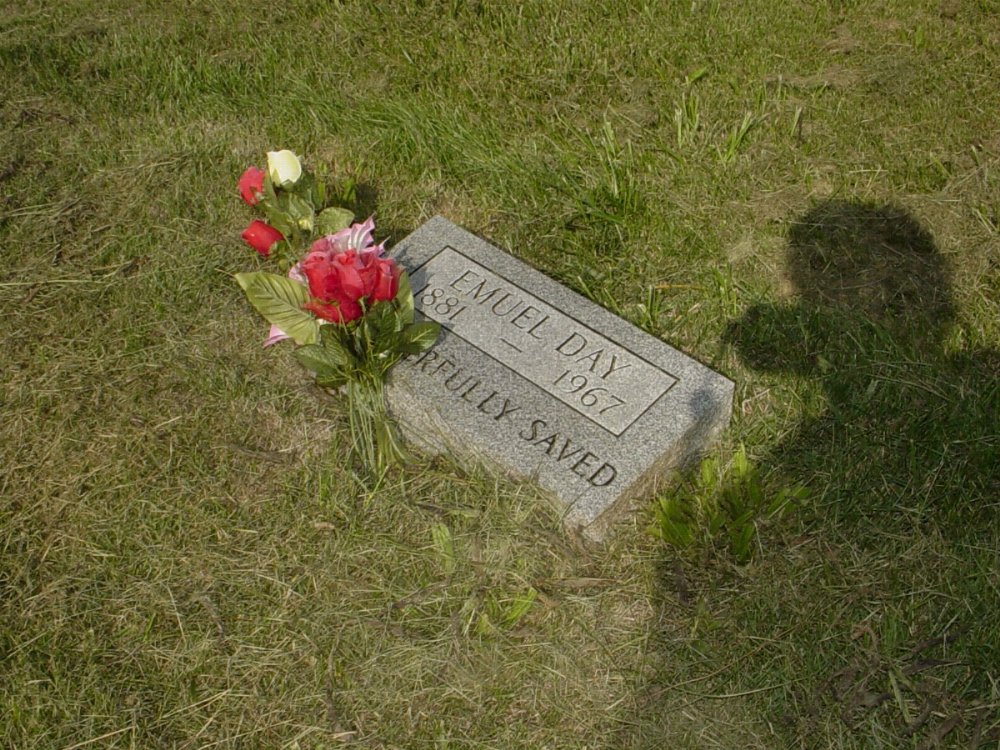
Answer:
[266,150,302,187]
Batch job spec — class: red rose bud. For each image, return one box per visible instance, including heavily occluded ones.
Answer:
[241,220,284,256]
[303,297,364,324]
[301,248,366,305]
[370,258,400,302]
[237,166,265,206]
[355,255,397,300]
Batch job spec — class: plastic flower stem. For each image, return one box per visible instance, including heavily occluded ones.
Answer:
[346,366,409,478]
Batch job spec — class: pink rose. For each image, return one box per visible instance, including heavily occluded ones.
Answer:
[309,216,385,260]
[241,220,284,256]
[238,166,265,206]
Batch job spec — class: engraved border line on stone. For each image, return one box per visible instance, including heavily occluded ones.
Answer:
[407,245,682,437]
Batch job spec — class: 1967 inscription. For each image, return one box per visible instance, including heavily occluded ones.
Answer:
[410,247,678,436]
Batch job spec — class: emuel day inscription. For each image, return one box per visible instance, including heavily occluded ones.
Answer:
[408,247,678,436]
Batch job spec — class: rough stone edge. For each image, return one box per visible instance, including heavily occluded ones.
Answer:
[572,385,733,541]
[387,367,735,542]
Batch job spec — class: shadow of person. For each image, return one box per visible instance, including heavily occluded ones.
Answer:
[613,200,998,748]
[726,199,997,527]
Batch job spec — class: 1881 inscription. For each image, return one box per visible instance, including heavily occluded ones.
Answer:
[409,247,678,436]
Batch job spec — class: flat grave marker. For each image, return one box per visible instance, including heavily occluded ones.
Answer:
[387,216,734,541]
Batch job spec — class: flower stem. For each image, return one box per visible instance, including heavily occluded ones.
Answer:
[345,373,408,478]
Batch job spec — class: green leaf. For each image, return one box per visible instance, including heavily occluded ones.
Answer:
[261,209,296,240]
[363,301,398,346]
[351,312,370,355]
[235,272,319,345]
[319,324,355,355]
[394,271,415,326]
[316,207,354,235]
[292,170,316,198]
[316,373,348,390]
[399,321,440,354]
[286,193,315,232]
[323,332,357,369]
[294,340,354,378]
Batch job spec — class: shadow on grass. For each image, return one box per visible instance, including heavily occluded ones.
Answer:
[728,199,997,526]
[351,181,415,247]
[616,200,999,747]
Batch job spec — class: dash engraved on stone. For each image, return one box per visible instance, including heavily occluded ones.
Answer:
[409,247,678,436]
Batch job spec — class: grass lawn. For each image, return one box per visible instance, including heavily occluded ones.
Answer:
[2,1,998,747]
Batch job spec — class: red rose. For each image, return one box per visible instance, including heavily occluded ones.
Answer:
[303,249,365,302]
[238,166,265,205]
[369,258,400,302]
[356,255,378,297]
[300,248,367,324]
[303,297,363,324]
[241,219,284,256]
[353,254,399,301]
[299,238,400,323]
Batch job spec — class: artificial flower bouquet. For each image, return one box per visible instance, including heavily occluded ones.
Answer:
[235,150,440,475]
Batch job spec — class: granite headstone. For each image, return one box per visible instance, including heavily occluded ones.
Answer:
[387,216,733,541]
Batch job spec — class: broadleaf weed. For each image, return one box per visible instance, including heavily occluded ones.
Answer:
[649,444,806,564]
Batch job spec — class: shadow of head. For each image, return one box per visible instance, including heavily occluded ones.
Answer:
[726,200,956,374]
[787,200,955,339]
